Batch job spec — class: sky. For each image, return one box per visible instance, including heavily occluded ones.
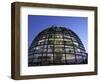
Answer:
[28,15,88,52]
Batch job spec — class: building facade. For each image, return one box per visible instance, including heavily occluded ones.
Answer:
[28,26,87,66]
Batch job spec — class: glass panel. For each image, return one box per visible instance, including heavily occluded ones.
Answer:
[48,40,54,44]
[71,37,77,41]
[55,34,63,39]
[43,49,47,53]
[48,48,53,52]
[54,47,63,53]
[76,55,83,63]
[44,45,48,48]
[73,42,79,46]
[43,54,46,56]
[64,35,71,38]
[65,45,73,48]
[65,48,74,53]
[55,40,63,44]
[47,54,53,56]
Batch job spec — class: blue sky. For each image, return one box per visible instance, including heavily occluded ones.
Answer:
[28,15,88,52]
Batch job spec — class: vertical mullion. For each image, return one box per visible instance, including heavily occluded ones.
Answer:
[53,30,55,64]
[41,38,43,65]
[46,33,49,64]
[63,31,66,64]
[46,29,50,64]
[67,30,77,64]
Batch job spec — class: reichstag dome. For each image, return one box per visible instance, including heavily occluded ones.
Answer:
[28,26,87,66]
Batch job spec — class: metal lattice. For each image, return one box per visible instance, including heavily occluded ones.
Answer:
[28,26,88,66]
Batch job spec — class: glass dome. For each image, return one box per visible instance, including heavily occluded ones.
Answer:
[28,26,88,66]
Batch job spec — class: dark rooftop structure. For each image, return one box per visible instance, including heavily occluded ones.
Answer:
[28,26,88,66]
